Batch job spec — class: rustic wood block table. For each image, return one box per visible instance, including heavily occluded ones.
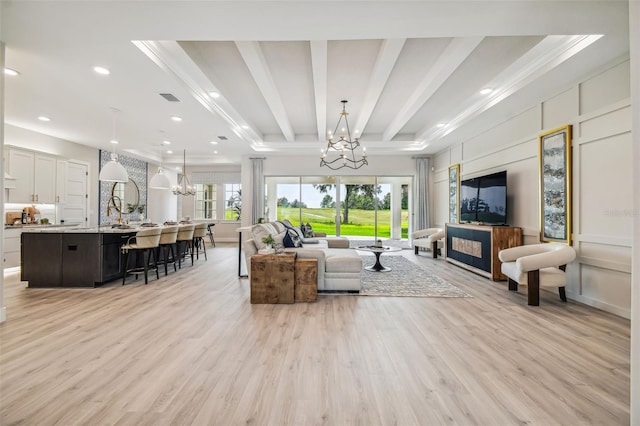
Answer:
[294,258,318,302]
[250,253,296,304]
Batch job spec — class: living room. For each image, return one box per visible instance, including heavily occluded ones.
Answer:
[1,1,639,424]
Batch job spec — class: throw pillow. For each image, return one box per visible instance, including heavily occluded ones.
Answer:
[302,222,315,238]
[283,229,302,248]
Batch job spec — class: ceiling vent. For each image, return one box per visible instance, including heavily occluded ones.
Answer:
[218,136,228,141]
[159,93,180,102]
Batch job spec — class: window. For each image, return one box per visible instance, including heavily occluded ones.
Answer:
[225,183,242,220]
[195,184,216,219]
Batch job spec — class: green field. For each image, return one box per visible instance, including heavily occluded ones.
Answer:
[277,207,409,238]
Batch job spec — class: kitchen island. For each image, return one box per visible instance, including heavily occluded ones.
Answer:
[21,226,137,287]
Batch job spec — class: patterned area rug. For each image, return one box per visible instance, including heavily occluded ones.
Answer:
[358,255,472,298]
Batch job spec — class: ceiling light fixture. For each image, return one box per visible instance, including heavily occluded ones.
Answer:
[210,141,218,145]
[480,88,493,95]
[320,100,368,170]
[149,143,171,190]
[171,116,183,122]
[93,66,110,75]
[172,150,195,196]
[4,68,19,76]
[37,116,51,122]
[162,140,171,145]
[99,108,128,182]
[209,91,221,98]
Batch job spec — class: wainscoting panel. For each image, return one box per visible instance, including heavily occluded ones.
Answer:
[542,86,577,129]
[578,264,631,316]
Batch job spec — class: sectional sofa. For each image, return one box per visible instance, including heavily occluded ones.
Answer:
[243,221,362,292]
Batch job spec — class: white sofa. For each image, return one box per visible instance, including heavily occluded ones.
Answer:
[243,221,362,292]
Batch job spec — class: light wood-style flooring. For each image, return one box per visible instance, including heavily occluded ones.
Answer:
[0,243,630,425]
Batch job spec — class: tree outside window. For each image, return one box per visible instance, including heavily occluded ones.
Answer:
[225,184,242,220]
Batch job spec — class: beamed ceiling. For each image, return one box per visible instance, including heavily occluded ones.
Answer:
[1,1,630,167]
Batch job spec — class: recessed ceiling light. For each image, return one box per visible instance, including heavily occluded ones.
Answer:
[171,116,182,122]
[4,68,19,76]
[209,91,221,99]
[241,125,249,129]
[162,140,171,145]
[213,150,218,154]
[480,88,493,95]
[93,66,110,75]
[110,139,119,144]
[210,141,218,145]
[437,123,446,128]
[37,116,51,122]
[166,150,173,154]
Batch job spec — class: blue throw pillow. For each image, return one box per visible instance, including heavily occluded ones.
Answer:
[283,230,302,248]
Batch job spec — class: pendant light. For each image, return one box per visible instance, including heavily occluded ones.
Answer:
[149,143,170,189]
[99,108,129,182]
[172,150,196,196]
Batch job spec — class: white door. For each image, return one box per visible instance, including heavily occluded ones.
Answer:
[59,161,88,225]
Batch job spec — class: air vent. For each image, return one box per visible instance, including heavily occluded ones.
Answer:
[159,93,181,102]
[218,136,228,141]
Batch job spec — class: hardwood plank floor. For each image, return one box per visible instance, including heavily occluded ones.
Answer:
[0,243,630,425]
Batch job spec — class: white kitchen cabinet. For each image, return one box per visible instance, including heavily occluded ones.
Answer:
[7,149,57,204]
[56,159,68,203]
[3,227,22,268]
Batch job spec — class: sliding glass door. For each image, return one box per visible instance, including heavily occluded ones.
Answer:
[265,175,411,239]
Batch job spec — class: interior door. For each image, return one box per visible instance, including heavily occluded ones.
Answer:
[59,161,88,225]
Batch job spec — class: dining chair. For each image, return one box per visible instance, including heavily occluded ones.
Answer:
[176,224,196,268]
[193,223,208,261]
[121,227,162,285]
[158,225,179,275]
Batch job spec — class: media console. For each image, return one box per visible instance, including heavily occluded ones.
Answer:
[445,223,522,281]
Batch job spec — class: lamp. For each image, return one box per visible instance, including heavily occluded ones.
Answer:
[172,150,195,196]
[99,108,129,182]
[149,144,170,189]
[320,100,368,170]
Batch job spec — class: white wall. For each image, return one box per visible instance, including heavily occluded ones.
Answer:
[433,57,632,318]
[146,165,178,224]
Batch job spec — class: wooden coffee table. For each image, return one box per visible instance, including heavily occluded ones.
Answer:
[357,246,402,272]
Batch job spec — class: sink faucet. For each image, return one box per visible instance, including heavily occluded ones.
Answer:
[107,195,123,224]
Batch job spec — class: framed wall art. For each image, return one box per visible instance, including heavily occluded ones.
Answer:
[539,125,572,244]
[448,163,460,224]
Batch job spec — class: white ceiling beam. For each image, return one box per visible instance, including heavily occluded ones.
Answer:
[235,41,295,142]
[354,38,406,139]
[132,40,263,146]
[310,40,328,144]
[416,34,603,144]
[382,37,483,142]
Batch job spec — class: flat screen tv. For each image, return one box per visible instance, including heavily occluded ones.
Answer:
[459,170,507,225]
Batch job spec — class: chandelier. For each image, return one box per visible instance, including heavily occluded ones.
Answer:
[172,149,196,196]
[320,100,368,170]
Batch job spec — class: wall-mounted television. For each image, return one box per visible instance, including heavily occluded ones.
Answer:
[459,170,507,225]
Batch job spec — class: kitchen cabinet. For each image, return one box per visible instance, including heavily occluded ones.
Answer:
[3,228,22,268]
[7,148,56,204]
[21,230,135,287]
[56,159,67,203]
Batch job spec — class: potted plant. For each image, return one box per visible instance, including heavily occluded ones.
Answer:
[261,234,274,250]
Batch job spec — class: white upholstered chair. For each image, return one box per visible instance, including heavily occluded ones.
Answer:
[411,228,444,258]
[498,243,576,306]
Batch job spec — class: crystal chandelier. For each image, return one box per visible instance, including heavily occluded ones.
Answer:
[172,149,196,196]
[320,100,367,170]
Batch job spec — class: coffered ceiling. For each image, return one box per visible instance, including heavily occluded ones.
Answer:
[1,1,630,168]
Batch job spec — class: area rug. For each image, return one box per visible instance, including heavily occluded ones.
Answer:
[358,255,472,298]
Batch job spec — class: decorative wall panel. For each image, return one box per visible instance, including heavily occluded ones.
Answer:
[99,150,148,225]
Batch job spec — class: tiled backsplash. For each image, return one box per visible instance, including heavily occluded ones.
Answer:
[99,150,148,225]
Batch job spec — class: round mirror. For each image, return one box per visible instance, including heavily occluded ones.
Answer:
[110,179,140,213]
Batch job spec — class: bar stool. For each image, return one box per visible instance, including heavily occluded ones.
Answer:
[207,223,216,246]
[121,227,162,285]
[176,224,195,268]
[193,223,208,261]
[157,225,179,275]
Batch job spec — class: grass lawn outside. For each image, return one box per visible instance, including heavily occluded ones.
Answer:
[277,207,409,238]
